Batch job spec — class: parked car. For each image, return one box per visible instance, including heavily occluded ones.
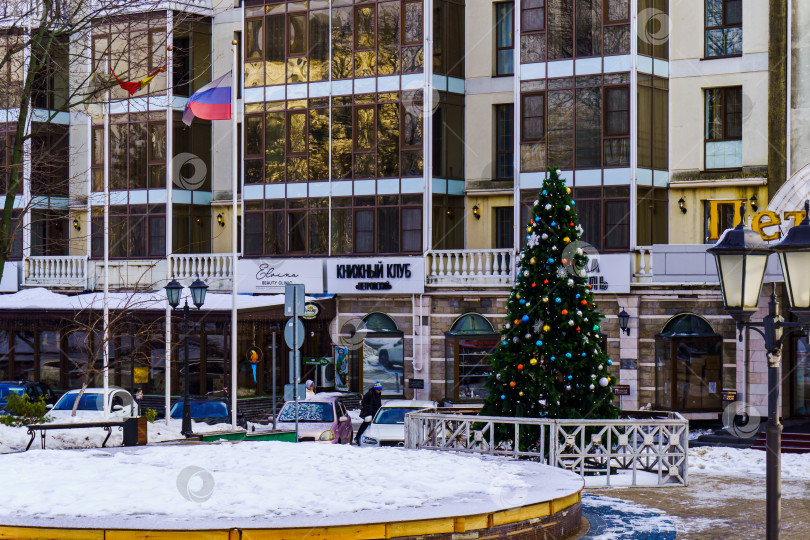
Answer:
[170,397,247,429]
[48,387,138,420]
[274,396,353,443]
[0,380,57,414]
[377,338,404,369]
[358,399,437,447]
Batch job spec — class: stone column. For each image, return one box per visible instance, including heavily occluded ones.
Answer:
[619,295,640,410]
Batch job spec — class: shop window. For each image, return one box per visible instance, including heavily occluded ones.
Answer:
[360,313,404,396]
[655,314,723,412]
[792,336,810,416]
[703,199,744,243]
[705,0,741,58]
[705,86,742,170]
[445,314,499,402]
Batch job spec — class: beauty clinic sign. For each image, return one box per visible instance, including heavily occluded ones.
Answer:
[237,258,325,294]
[326,257,425,294]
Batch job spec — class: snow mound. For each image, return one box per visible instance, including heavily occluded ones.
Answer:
[0,443,583,528]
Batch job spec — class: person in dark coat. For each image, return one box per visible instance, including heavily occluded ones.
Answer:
[355,382,383,444]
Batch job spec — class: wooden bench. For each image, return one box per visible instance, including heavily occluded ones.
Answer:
[26,421,126,451]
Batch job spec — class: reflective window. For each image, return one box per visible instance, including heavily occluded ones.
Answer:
[361,313,404,397]
[704,86,742,170]
[495,104,514,180]
[705,0,741,58]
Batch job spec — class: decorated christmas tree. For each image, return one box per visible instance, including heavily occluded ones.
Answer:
[482,168,617,422]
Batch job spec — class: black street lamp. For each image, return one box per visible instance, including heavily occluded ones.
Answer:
[618,308,631,336]
[709,201,810,540]
[164,278,208,437]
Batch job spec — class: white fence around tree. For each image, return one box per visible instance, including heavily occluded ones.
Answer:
[404,409,688,487]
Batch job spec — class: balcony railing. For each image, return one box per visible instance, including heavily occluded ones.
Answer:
[169,253,234,291]
[634,246,654,283]
[426,249,514,287]
[23,256,89,289]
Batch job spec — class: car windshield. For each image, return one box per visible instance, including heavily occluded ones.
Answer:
[170,401,228,419]
[374,407,420,424]
[277,402,334,422]
[0,384,26,400]
[54,393,104,411]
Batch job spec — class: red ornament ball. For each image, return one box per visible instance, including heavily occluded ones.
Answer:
[514,319,520,324]
[561,258,568,264]
[581,299,587,305]
[543,279,549,284]
[517,364,524,371]
[576,326,581,331]
[532,282,537,288]
[561,309,568,316]
[570,222,575,226]
[509,381,517,388]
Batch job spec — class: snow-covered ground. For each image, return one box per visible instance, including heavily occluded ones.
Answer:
[0,419,238,453]
[0,442,583,529]
[689,446,810,479]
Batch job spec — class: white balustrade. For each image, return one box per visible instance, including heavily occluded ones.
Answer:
[634,246,654,283]
[23,256,89,288]
[169,254,234,289]
[426,249,514,287]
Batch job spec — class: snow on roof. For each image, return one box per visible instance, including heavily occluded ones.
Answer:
[0,288,324,312]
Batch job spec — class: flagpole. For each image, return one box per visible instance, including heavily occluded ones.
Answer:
[102,57,110,419]
[230,40,239,430]
[165,12,174,425]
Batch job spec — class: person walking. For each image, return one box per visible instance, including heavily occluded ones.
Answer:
[355,382,383,444]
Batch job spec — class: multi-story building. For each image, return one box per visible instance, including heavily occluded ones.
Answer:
[2,0,810,422]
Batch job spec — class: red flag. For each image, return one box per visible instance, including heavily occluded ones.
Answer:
[111,65,166,96]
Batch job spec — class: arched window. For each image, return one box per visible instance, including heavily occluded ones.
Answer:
[655,313,723,411]
[360,313,404,396]
[445,313,499,402]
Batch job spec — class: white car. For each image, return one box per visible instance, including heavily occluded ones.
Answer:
[48,387,139,421]
[358,399,437,447]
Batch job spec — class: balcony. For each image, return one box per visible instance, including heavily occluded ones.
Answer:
[426,249,514,288]
[23,256,89,289]
[169,253,234,291]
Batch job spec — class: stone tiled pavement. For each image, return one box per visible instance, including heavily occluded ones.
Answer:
[584,474,810,539]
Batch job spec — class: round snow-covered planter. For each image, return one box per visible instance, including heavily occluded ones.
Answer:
[0,442,583,538]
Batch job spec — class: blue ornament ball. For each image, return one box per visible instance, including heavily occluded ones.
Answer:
[535,340,543,346]
[551,221,557,227]
[567,375,573,380]
[534,217,540,223]
[522,315,530,322]
[547,257,554,263]
[542,190,547,195]
[500,394,506,400]
[576,294,581,298]
[519,298,526,305]
[593,325,600,332]
[572,201,576,206]
[550,356,556,361]
[565,352,572,358]
[555,297,562,303]
[607,359,613,366]
[502,340,508,345]
[581,352,587,357]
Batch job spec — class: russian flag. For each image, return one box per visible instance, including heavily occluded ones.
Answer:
[182,71,232,126]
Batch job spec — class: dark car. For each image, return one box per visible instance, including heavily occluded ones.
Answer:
[170,397,247,429]
[0,381,57,414]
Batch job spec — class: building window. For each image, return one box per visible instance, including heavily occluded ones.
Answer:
[638,0,668,59]
[604,84,631,167]
[705,86,742,169]
[636,187,668,246]
[495,2,514,76]
[495,104,514,180]
[637,75,668,170]
[655,314,723,412]
[91,205,167,259]
[705,0,742,58]
[522,0,545,32]
[494,207,514,249]
[244,196,421,256]
[445,313,499,402]
[574,186,630,252]
[703,199,744,243]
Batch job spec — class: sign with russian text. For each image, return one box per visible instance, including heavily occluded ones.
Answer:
[326,257,425,294]
[584,254,631,294]
[238,258,324,294]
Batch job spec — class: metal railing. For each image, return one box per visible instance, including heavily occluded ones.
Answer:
[23,256,89,288]
[425,249,514,287]
[405,409,688,487]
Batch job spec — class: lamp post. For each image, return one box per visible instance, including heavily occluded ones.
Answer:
[165,278,208,437]
[709,201,810,540]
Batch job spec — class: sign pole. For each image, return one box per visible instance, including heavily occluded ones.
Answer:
[294,285,299,442]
